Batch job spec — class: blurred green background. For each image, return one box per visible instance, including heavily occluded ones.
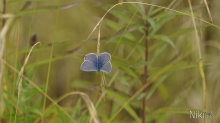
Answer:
[0,0,220,123]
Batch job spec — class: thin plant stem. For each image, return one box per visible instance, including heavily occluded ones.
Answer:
[0,0,6,118]
[203,0,213,23]
[142,22,149,123]
[10,21,19,123]
[42,0,61,119]
[188,1,207,123]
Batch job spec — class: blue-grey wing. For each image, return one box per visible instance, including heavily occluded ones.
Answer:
[100,62,112,73]
[98,52,111,65]
[80,60,97,72]
[85,53,97,63]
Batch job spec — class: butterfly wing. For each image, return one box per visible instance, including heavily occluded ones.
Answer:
[100,62,112,73]
[99,52,112,73]
[98,52,111,65]
[80,60,97,72]
[85,53,97,63]
[81,53,98,72]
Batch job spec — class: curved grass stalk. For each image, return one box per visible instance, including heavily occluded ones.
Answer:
[14,42,41,123]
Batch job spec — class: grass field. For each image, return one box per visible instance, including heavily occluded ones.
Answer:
[0,0,219,123]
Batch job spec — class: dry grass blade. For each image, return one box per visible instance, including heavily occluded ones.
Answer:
[80,92,100,123]
[97,25,101,55]
[0,14,14,19]
[203,0,213,23]
[16,42,41,98]
[32,2,80,10]
[0,15,14,36]
[60,2,80,10]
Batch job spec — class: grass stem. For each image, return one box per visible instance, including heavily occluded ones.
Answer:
[142,22,149,123]
[42,0,61,120]
[188,0,207,123]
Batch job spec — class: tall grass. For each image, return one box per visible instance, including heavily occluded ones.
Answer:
[0,0,220,123]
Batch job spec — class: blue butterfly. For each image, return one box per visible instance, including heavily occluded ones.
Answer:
[80,52,112,73]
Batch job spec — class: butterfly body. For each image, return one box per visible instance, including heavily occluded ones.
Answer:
[80,52,112,73]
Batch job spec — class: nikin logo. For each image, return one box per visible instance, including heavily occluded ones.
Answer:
[190,111,215,119]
